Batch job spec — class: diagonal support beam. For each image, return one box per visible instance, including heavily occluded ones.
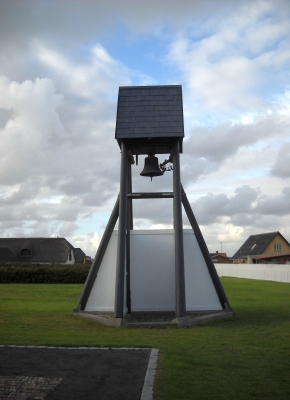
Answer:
[75,196,120,311]
[181,184,231,309]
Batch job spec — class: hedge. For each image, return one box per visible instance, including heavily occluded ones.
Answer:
[0,263,91,284]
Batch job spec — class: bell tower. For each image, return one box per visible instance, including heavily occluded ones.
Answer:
[75,85,232,326]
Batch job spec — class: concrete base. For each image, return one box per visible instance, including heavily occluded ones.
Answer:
[73,311,124,326]
[73,309,234,327]
[172,310,233,326]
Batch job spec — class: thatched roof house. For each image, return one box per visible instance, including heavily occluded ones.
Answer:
[0,237,86,264]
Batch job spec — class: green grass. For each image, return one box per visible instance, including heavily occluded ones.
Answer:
[1,278,290,399]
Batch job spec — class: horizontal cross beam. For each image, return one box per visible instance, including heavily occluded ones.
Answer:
[127,192,174,199]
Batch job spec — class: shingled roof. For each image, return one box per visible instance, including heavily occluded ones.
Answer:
[115,85,184,154]
[232,232,289,259]
[0,238,81,264]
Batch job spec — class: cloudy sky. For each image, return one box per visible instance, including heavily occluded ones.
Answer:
[0,0,289,257]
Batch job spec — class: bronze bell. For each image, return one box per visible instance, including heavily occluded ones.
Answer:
[140,155,164,181]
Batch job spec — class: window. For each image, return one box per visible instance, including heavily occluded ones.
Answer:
[251,244,256,250]
[274,244,282,251]
[21,249,30,255]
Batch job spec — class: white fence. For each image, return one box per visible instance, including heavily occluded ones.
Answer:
[215,263,290,283]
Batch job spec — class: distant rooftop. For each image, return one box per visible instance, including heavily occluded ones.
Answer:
[0,237,86,264]
[232,231,289,259]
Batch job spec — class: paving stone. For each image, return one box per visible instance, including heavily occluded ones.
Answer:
[0,375,63,400]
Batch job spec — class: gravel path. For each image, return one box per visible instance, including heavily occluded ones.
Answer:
[0,376,62,399]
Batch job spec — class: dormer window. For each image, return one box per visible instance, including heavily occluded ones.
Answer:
[21,249,31,255]
[274,244,282,251]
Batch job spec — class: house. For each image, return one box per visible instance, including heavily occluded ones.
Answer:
[0,237,87,264]
[74,248,86,263]
[232,232,290,263]
[210,251,232,263]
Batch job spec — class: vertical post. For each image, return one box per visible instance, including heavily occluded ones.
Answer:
[128,161,133,230]
[126,161,132,313]
[114,141,128,318]
[172,140,186,317]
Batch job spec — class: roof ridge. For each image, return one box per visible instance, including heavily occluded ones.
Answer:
[119,84,181,89]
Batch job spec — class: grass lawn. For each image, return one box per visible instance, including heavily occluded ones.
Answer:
[1,278,290,399]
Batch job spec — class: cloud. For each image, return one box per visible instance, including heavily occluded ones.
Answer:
[167,1,290,119]
[0,76,65,185]
[67,232,101,258]
[0,41,129,192]
[57,222,80,237]
[0,44,129,245]
[187,184,290,228]
[256,187,290,215]
[271,143,290,178]
[122,182,290,232]
[35,42,130,99]
[189,185,259,225]
[181,110,290,184]
[0,0,251,48]
[0,0,289,258]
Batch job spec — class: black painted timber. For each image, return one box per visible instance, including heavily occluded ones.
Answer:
[172,141,186,317]
[128,192,174,199]
[181,184,231,310]
[115,141,129,318]
[76,196,120,311]
[126,162,132,313]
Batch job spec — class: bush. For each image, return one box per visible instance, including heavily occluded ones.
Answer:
[0,263,91,283]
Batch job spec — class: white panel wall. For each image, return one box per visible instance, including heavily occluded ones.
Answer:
[85,233,127,313]
[216,263,290,283]
[130,231,176,311]
[85,229,222,313]
[183,231,222,311]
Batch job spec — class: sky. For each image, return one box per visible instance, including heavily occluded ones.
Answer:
[0,0,289,258]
